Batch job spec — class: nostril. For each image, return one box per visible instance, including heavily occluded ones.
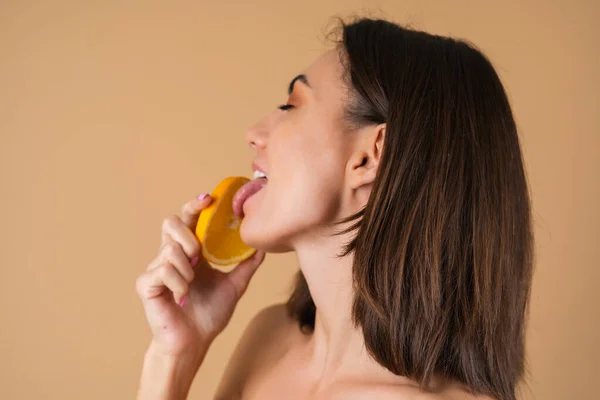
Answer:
[251,139,266,150]
[245,123,267,149]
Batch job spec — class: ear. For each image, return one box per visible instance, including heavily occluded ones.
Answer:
[347,123,386,190]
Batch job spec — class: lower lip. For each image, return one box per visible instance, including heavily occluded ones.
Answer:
[242,183,266,216]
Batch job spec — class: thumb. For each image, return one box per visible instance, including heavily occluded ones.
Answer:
[226,250,266,299]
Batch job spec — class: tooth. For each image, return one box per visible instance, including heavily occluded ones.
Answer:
[253,170,267,179]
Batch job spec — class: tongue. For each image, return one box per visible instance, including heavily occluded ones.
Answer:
[232,178,267,218]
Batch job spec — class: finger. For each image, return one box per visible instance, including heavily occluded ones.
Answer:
[147,239,199,278]
[149,241,210,279]
[226,250,266,299]
[181,194,213,230]
[137,262,189,305]
[160,215,202,260]
[157,241,196,282]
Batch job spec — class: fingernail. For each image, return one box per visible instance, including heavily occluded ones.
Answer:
[197,193,209,201]
[190,256,199,266]
[179,296,187,307]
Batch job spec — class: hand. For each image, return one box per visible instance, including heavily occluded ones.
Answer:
[135,194,266,357]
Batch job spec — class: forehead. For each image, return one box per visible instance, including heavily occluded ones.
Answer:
[302,49,346,103]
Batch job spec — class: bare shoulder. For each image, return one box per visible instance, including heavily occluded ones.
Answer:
[213,303,296,399]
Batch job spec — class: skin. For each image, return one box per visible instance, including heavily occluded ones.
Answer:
[136,49,490,399]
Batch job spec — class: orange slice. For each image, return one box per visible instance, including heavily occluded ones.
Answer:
[195,176,257,266]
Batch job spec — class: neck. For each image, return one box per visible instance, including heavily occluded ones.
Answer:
[292,227,388,385]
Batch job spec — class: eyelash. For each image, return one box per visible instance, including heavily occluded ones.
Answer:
[277,104,294,111]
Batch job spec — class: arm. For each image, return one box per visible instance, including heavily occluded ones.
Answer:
[137,341,208,400]
[135,194,266,400]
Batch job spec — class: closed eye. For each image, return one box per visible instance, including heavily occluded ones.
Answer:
[277,104,294,111]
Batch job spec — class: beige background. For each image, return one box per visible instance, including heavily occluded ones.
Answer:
[1,1,598,399]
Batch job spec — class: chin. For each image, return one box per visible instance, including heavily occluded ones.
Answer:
[240,216,294,253]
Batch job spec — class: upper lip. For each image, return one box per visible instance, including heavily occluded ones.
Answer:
[252,161,268,177]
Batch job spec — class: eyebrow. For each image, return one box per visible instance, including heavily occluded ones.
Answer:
[288,74,310,95]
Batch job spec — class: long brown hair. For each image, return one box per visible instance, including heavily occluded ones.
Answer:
[286,17,533,400]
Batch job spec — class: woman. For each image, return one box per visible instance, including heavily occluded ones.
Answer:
[136,17,533,400]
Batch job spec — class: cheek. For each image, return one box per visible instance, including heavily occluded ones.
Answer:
[274,126,344,217]
[240,129,346,250]
[284,161,341,220]
[270,143,342,224]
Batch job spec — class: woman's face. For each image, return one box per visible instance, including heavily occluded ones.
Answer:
[240,49,357,252]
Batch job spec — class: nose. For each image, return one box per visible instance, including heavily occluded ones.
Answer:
[245,119,268,150]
